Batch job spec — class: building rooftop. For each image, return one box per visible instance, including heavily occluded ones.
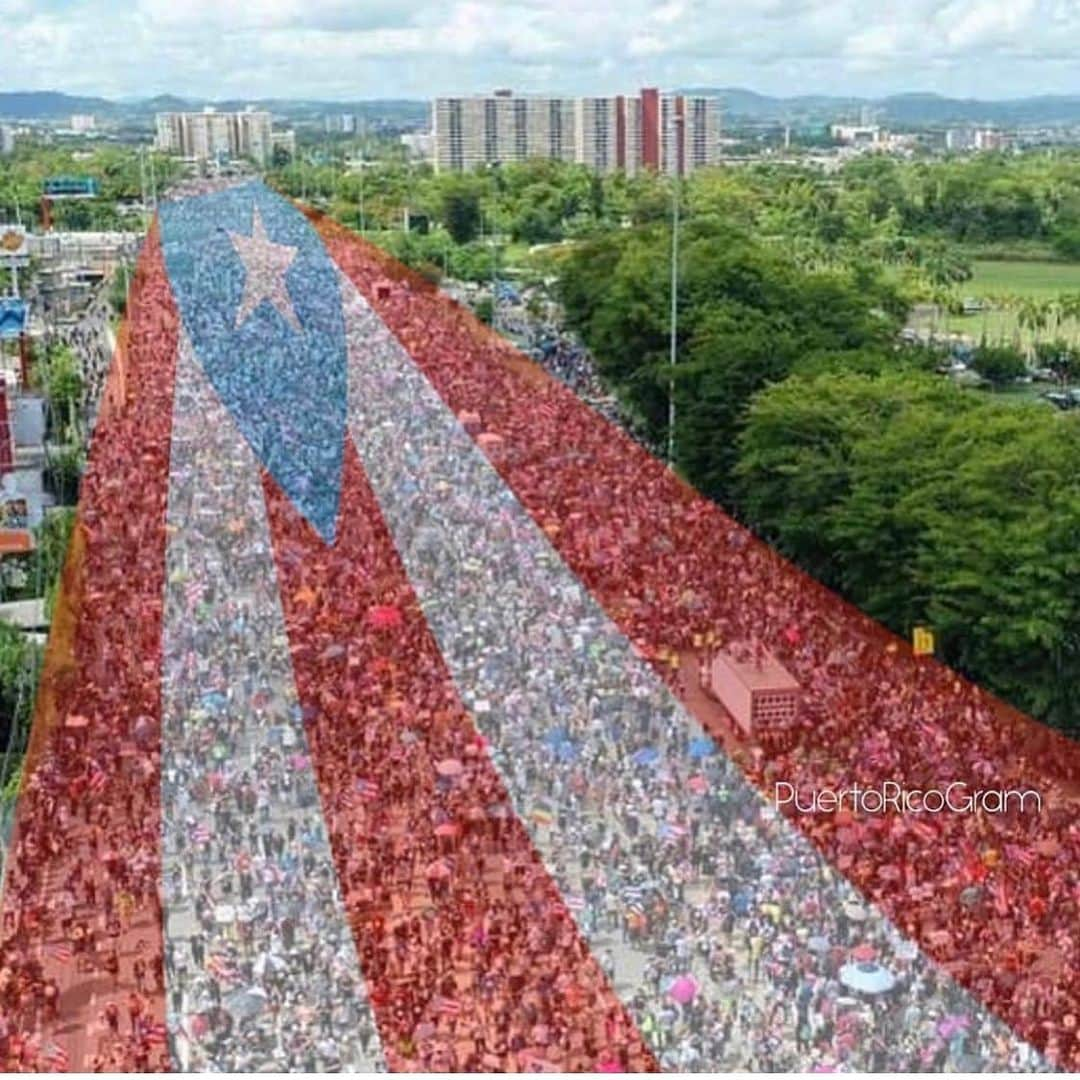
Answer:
[712,644,800,691]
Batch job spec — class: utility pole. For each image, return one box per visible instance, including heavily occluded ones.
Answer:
[491,217,498,333]
[667,113,684,468]
[358,154,366,238]
[9,197,20,297]
[138,146,148,231]
[488,160,500,332]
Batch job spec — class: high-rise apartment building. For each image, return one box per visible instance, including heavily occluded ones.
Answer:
[235,108,272,166]
[433,89,719,175]
[574,95,643,176]
[433,91,579,173]
[155,107,275,166]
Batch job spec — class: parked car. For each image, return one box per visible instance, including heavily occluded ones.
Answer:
[1042,391,1077,410]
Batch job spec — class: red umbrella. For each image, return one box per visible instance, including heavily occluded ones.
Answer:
[367,604,403,630]
[851,943,877,963]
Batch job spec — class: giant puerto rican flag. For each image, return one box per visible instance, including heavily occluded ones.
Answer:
[2,179,1078,1073]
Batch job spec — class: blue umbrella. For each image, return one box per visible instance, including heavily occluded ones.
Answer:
[688,736,716,759]
[201,690,228,713]
[631,747,661,767]
[839,962,897,995]
[554,741,579,763]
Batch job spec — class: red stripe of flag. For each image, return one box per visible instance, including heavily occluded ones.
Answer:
[0,226,175,1069]
[264,441,657,1073]
[314,212,1080,1069]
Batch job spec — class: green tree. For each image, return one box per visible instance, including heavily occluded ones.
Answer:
[441,183,482,244]
[43,344,83,442]
[737,371,1080,731]
[969,343,1027,388]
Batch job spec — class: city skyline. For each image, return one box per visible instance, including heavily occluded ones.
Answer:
[4,0,1080,103]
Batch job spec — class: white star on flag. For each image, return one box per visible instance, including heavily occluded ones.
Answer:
[228,206,302,332]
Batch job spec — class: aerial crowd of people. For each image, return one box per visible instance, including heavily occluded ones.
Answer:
[0,226,179,1071]
[156,335,381,1072]
[0,177,1076,1073]
[320,204,1080,1072]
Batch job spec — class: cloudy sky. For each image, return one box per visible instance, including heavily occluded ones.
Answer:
[3,0,1079,101]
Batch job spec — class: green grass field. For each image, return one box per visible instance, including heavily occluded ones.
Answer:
[910,259,1080,345]
[962,260,1080,298]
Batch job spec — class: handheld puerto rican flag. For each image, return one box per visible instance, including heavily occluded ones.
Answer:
[1,180,1078,1073]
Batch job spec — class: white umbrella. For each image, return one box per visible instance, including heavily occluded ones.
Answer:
[839,962,897,995]
[253,953,288,978]
[225,985,269,1019]
[842,900,868,922]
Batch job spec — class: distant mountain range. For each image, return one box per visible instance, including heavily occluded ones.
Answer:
[7,88,1080,128]
[679,87,1080,126]
[0,91,428,125]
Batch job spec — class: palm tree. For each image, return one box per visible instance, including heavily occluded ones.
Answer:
[1016,297,1050,356]
[1056,292,1080,347]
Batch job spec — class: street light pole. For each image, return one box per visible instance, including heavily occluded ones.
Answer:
[667,114,683,468]
[491,219,498,333]
[138,146,148,231]
[358,156,366,238]
[9,197,20,298]
[489,160,500,333]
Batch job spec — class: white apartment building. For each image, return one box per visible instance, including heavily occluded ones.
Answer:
[433,92,579,173]
[155,107,275,166]
[433,89,718,175]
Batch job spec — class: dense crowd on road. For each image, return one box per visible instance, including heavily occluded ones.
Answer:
[0,180,1076,1072]
[157,337,380,1072]
[492,293,628,429]
[0,235,177,1071]
[321,238,1055,1073]
[323,208,1080,1072]
[47,281,115,428]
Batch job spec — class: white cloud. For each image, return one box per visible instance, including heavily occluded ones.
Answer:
[3,0,1080,100]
